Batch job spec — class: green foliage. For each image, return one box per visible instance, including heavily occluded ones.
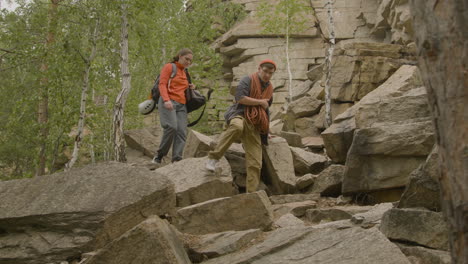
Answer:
[256,0,311,35]
[0,0,246,179]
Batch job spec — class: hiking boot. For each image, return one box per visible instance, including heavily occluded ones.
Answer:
[205,158,218,172]
[152,154,163,164]
[172,157,182,163]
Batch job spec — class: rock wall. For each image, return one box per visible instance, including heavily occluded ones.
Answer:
[212,0,432,201]
[212,0,419,129]
[212,0,323,116]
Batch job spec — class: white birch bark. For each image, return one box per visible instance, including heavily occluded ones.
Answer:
[323,0,335,128]
[285,6,293,108]
[112,1,131,162]
[65,20,99,170]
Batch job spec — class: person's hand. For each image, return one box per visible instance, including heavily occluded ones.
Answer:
[188,83,196,90]
[268,133,276,139]
[258,99,269,109]
[164,101,174,110]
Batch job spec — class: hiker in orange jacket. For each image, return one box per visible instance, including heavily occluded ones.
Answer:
[153,48,196,164]
[206,59,276,193]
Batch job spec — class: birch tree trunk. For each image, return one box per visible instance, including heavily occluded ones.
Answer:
[112,1,131,162]
[36,0,62,176]
[285,7,293,107]
[410,0,468,262]
[65,20,99,170]
[323,0,335,128]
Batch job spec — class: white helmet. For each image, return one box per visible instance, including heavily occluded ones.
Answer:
[138,99,156,115]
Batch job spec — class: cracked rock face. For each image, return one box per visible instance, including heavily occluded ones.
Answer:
[203,225,411,264]
[0,162,176,264]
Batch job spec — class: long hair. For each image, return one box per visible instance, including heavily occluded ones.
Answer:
[172,48,193,62]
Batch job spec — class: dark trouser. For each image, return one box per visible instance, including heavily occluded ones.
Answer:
[157,98,187,161]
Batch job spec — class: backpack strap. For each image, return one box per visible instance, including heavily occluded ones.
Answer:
[185,68,191,83]
[170,63,177,78]
[182,67,214,127]
[187,89,213,127]
[167,63,177,92]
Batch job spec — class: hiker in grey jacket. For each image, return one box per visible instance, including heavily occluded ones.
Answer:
[205,59,276,193]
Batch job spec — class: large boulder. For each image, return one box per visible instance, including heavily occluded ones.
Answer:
[175,191,273,235]
[291,80,314,101]
[296,173,318,190]
[155,157,238,207]
[380,208,449,250]
[314,102,354,131]
[287,96,323,119]
[124,127,161,158]
[302,136,325,153]
[306,64,324,82]
[396,244,451,264]
[203,225,411,264]
[279,131,303,148]
[398,146,441,211]
[183,129,214,159]
[185,229,262,262]
[322,52,423,165]
[306,80,325,100]
[269,119,284,136]
[342,65,435,194]
[290,147,328,176]
[223,143,247,188]
[327,41,416,102]
[344,121,434,193]
[0,162,176,264]
[309,164,345,197]
[274,213,305,228]
[351,203,394,228]
[82,216,191,264]
[294,117,321,137]
[263,137,297,194]
[321,107,356,163]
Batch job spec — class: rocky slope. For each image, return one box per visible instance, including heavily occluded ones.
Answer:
[0,0,451,263]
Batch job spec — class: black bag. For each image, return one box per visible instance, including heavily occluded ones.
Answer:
[185,88,206,113]
[185,87,213,127]
[183,70,205,127]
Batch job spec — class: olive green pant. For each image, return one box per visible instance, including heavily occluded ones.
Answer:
[208,116,262,193]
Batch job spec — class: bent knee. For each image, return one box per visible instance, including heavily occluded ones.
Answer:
[229,119,244,135]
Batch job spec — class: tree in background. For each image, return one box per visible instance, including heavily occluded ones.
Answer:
[112,0,131,162]
[64,13,100,170]
[256,0,311,108]
[36,0,62,176]
[0,0,246,179]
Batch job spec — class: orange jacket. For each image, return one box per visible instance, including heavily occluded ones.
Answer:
[159,62,189,104]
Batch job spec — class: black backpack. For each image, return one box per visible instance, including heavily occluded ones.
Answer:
[151,63,177,104]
